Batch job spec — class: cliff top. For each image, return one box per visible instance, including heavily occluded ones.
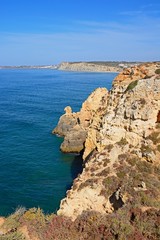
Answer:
[113,61,160,85]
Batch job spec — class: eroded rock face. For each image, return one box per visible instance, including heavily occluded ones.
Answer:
[52,87,108,153]
[55,62,160,220]
[113,62,156,84]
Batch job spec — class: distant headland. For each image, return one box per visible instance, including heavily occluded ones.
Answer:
[0,61,142,72]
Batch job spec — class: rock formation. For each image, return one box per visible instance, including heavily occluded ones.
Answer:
[52,87,108,153]
[54,62,160,220]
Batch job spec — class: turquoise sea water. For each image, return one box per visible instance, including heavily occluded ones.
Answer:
[0,69,117,216]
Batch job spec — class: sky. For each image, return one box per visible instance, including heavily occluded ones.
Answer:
[0,0,160,65]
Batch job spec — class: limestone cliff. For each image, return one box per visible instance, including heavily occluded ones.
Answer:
[52,87,108,153]
[54,62,160,221]
[0,62,160,240]
[58,61,138,72]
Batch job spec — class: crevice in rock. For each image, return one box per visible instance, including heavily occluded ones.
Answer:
[65,152,84,192]
[109,187,124,211]
[83,148,98,165]
[130,212,136,222]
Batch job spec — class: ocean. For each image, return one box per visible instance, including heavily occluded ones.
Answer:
[0,69,117,216]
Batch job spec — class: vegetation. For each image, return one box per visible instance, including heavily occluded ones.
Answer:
[37,208,160,240]
[0,231,26,240]
[139,98,146,106]
[147,132,160,144]
[155,68,160,74]
[117,137,128,146]
[157,144,160,152]
[1,177,159,240]
[104,144,114,152]
[0,149,159,239]
[78,178,98,191]
[125,80,138,92]
[69,61,140,67]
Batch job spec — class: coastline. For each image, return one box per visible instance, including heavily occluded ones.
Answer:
[0,61,141,73]
[0,62,159,239]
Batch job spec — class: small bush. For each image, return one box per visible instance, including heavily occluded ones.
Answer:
[102,176,120,195]
[0,231,26,240]
[125,80,138,92]
[20,207,49,239]
[141,144,153,154]
[118,153,128,161]
[154,165,160,175]
[157,145,160,152]
[147,132,160,144]
[2,207,25,231]
[117,138,128,146]
[104,144,114,152]
[117,171,126,179]
[155,68,160,74]
[78,178,98,191]
[96,168,110,177]
[103,159,110,167]
[136,160,153,174]
[139,98,146,106]
[126,157,138,166]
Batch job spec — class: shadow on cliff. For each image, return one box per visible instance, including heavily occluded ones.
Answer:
[65,152,83,192]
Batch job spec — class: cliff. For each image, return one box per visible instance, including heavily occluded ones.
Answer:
[54,62,160,223]
[58,61,139,72]
[0,62,160,240]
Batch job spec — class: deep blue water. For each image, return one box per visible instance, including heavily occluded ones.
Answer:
[0,69,117,216]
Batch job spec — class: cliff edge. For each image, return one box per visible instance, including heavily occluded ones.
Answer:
[54,62,160,224]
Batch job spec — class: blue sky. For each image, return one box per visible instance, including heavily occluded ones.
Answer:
[0,0,160,65]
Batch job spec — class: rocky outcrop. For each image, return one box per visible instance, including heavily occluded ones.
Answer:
[55,62,160,221]
[52,87,108,153]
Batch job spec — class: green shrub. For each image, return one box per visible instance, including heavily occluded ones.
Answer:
[2,207,25,231]
[136,160,153,174]
[157,145,160,152]
[125,80,138,92]
[117,138,128,146]
[0,231,26,240]
[96,168,110,177]
[147,132,160,144]
[117,171,126,179]
[139,98,146,106]
[118,153,128,161]
[20,207,51,239]
[155,68,160,74]
[141,144,153,154]
[126,156,138,166]
[104,144,114,152]
[78,178,98,191]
